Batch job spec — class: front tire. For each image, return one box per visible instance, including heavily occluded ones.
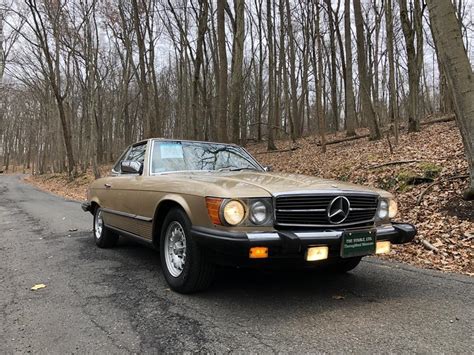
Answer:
[93,207,119,248]
[160,208,215,293]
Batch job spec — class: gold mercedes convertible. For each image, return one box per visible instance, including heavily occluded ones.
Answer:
[82,139,416,293]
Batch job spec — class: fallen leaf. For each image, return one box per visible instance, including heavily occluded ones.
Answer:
[31,284,46,291]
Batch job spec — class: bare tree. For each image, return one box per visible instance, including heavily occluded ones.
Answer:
[354,0,381,140]
[344,0,356,137]
[0,9,4,84]
[229,0,244,143]
[385,0,398,144]
[217,0,228,142]
[24,0,76,177]
[427,0,474,200]
[400,0,423,132]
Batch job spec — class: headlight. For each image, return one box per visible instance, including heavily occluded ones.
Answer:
[377,199,389,220]
[388,199,398,218]
[222,200,246,225]
[249,200,272,225]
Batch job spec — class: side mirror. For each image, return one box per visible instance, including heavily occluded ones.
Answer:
[121,160,143,174]
[264,165,273,172]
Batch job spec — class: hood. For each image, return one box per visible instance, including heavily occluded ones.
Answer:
[159,171,392,198]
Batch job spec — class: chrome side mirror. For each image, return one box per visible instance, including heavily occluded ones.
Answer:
[121,160,143,174]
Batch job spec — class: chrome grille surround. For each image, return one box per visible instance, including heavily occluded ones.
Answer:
[274,192,379,228]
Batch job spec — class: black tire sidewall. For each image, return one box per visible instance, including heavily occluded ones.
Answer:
[93,208,104,243]
[159,208,200,292]
[93,207,118,248]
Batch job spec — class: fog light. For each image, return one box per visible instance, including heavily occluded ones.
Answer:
[306,246,329,261]
[376,241,391,254]
[249,247,268,259]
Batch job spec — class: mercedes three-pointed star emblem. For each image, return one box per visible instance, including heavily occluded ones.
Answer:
[327,196,350,224]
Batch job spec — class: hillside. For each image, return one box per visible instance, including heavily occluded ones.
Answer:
[26,121,473,275]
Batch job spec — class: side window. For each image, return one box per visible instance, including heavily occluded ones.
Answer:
[112,143,147,174]
[126,144,147,164]
[112,147,131,173]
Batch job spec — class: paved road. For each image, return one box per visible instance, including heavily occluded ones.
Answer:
[1,175,473,353]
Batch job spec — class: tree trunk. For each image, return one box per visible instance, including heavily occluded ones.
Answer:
[229,0,245,143]
[400,0,423,132]
[316,2,326,152]
[353,0,381,140]
[217,0,228,142]
[266,0,277,150]
[192,0,208,141]
[0,11,4,84]
[426,0,474,199]
[344,0,356,137]
[386,0,399,144]
[285,0,300,140]
[325,0,339,132]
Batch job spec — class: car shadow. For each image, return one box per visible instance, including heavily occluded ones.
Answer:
[77,233,422,308]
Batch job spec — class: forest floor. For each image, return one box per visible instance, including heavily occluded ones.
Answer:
[23,120,473,275]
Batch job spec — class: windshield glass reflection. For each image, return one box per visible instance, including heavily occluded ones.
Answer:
[151,141,263,173]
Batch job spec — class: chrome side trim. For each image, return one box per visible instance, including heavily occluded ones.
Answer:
[247,233,281,241]
[101,208,153,223]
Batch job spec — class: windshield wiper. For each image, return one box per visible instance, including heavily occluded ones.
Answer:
[217,166,258,172]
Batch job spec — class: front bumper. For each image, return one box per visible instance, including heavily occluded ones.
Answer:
[191,223,416,267]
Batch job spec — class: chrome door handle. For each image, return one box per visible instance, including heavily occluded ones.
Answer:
[104,183,112,188]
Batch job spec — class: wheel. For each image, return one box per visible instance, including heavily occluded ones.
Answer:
[93,207,119,248]
[160,208,215,293]
[330,257,362,273]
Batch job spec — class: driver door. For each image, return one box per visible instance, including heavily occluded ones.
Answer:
[100,142,147,234]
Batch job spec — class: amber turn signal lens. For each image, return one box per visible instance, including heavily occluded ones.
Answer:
[249,247,268,259]
[206,197,223,225]
[376,241,391,254]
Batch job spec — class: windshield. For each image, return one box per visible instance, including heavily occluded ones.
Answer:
[150,141,263,174]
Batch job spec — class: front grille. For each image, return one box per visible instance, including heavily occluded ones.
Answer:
[275,193,379,227]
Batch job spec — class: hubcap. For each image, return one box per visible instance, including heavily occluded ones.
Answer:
[94,210,103,240]
[164,221,187,277]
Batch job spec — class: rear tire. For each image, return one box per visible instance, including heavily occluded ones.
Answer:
[160,208,215,293]
[93,207,119,248]
[330,257,362,273]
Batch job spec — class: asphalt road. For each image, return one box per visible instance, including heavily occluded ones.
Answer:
[1,175,473,353]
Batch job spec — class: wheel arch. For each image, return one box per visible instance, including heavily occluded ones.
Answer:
[152,195,192,248]
[90,198,101,213]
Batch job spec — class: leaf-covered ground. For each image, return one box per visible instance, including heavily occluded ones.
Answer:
[247,121,473,275]
[25,121,473,275]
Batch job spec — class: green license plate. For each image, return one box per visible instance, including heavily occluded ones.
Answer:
[341,230,376,258]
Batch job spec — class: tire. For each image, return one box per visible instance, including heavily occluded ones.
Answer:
[330,257,362,273]
[93,207,119,248]
[160,208,215,293]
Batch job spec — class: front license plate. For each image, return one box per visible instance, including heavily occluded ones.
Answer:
[341,230,376,258]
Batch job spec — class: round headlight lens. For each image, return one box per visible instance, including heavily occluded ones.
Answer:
[388,199,398,219]
[377,199,389,220]
[222,200,246,225]
[249,200,270,225]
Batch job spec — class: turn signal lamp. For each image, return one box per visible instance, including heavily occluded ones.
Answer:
[376,241,391,254]
[206,197,223,225]
[249,247,268,259]
[306,246,329,261]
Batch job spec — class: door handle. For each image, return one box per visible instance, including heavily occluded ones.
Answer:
[104,183,112,189]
